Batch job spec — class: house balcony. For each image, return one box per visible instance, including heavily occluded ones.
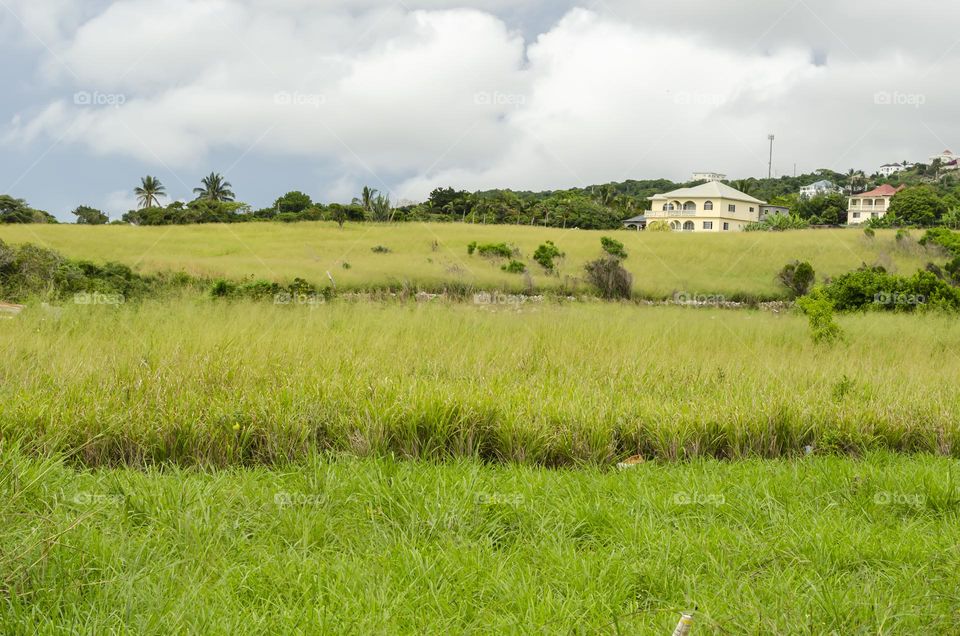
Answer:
[646,210,699,218]
[847,204,888,213]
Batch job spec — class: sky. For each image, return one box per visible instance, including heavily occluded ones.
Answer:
[1,0,958,221]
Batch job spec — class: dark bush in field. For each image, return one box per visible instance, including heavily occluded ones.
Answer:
[777,260,815,298]
[584,257,632,299]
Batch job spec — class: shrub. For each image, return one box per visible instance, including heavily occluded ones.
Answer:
[777,261,815,298]
[467,241,477,255]
[600,236,628,259]
[584,257,632,299]
[371,245,391,254]
[745,215,809,232]
[645,220,672,232]
[819,265,960,312]
[475,243,514,259]
[920,228,960,257]
[501,260,526,274]
[210,279,237,298]
[863,227,876,239]
[533,241,564,272]
[796,291,844,344]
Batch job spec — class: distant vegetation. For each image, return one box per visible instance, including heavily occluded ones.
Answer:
[5,164,960,229]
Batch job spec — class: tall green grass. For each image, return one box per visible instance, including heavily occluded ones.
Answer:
[0,223,943,298]
[2,446,958,633]
[2,300,958,467]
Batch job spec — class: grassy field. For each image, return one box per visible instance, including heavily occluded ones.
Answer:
[3,299,959,467]
[2,224,956,632]
[0,223,943,298]
[3,446,958,634]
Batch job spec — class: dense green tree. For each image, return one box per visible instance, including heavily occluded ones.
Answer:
[888,186,948,226]
[274,191,313,215]
[0,196,57,224]
[72,205,109,225]
[796,193,847,225]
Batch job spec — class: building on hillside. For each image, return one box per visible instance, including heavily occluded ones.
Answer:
[847,184,905,224]
[930,149,958,165]
[638,181,767,232]
[799,180,840,199]
[878,162,915,177]
[691,172,726,182]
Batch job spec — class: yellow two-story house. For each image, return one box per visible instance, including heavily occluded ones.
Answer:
[643,181,767,232]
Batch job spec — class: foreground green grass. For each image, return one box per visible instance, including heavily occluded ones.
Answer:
[3,300,960,466]
[2,448,958,634]
[0,223,942,297]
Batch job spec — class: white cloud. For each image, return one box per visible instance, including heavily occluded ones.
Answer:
[4,0,960,207]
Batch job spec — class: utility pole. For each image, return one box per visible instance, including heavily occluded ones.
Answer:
[767,134,775,179]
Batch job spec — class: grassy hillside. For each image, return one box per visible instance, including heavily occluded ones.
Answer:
[0,223,943,298]
[3,300,959,467]
[3,447,958,634]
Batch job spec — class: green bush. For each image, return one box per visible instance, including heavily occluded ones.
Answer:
[371,245,391,254]
[745,215,810,232]
[532,241,564,272]
[819,266,960,312]
[796,291,844,344]
[920,228,960,257]
[501,260,526,274]
[600,237,627,259]
[473,243,514,259]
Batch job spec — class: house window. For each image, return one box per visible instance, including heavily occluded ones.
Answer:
[704,201,714,211]
[728,204,736,212]
[683,221,695,231]
[851,199,860,206]
[663,203,674,211]
[749,207,755,213]
[722,222,729,231]
[682,201,696,211]
[703,221,713,230]
[853,212,860,219]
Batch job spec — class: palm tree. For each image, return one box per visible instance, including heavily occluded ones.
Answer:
[352,186,378,213]
[732,179,755,195]
[193,172,235,202]
[134,176,166,209]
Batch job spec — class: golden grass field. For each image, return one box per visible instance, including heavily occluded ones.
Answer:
[3,299,958,467]
[0,222,943,297]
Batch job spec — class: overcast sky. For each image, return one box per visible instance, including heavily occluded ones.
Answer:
[2,0,958,220]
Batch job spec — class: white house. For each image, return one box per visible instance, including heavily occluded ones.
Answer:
[930,149,957,164]
[691,172,726,182]
[878,162,914,177]
[799,180,840,199]
[847,184,904,224]
[642,181,767,232]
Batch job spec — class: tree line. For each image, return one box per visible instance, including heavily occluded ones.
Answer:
[3,166,960,229]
